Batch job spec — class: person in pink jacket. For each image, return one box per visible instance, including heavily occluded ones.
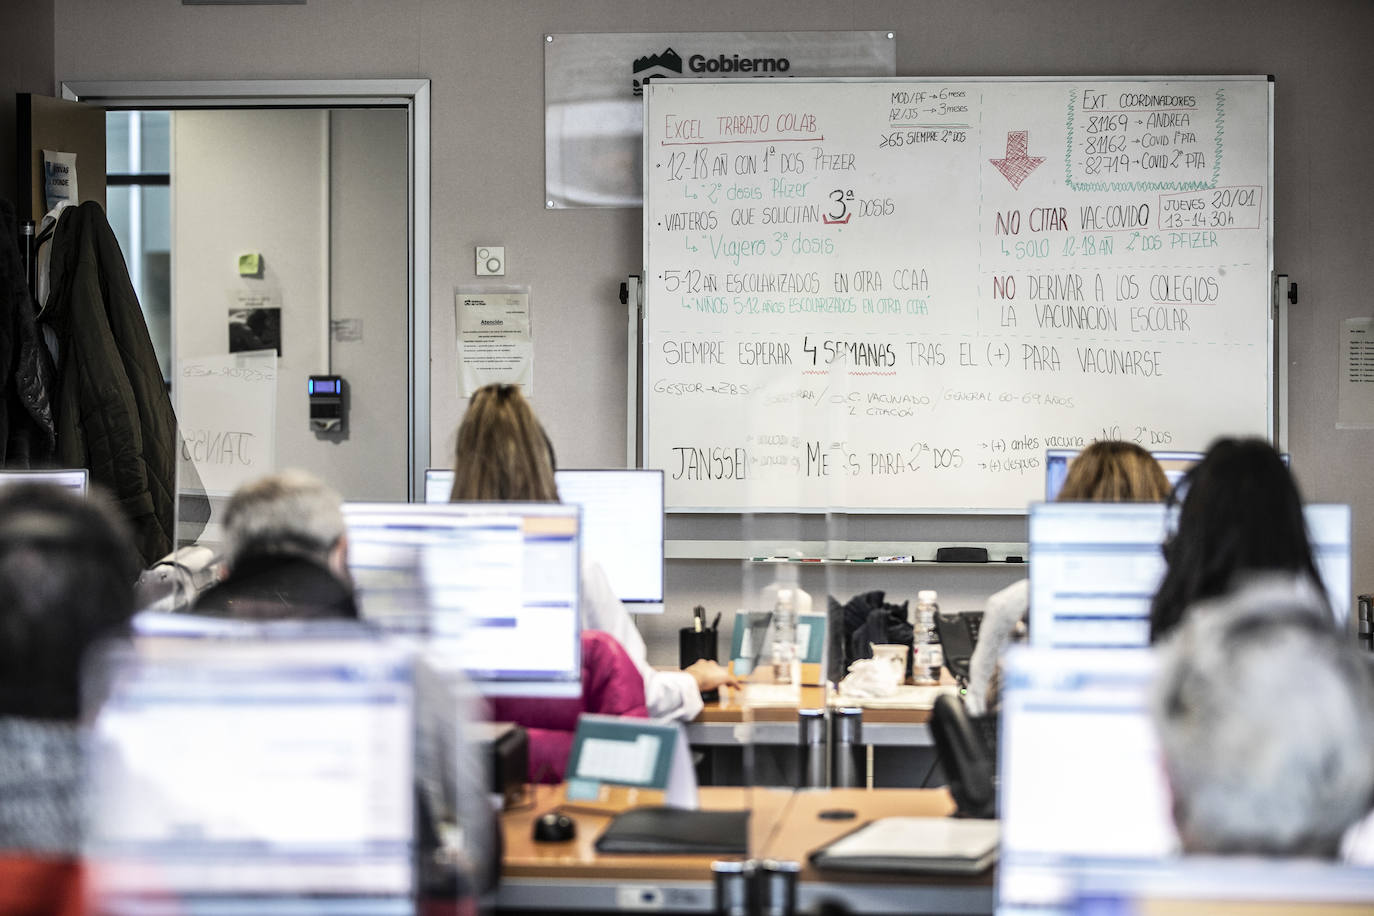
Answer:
[490,631,648,783]
[448,383,737,722]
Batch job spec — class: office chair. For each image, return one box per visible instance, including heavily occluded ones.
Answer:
[931,694,997,819]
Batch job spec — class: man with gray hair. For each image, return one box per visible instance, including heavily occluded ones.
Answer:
[192,470,358,620]
[1152,577,1374,858]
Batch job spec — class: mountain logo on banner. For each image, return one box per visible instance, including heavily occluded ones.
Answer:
[632,47,795,96]
[632,47,683,97]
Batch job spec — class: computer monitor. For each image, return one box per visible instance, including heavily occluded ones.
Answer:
[87,636,415,913]
[343,502,582,697]
[424,467,453,503]
[423,467,666,613]
[554,469,664,614]
[1029,502,1170,649]
[0,467,88,495]
[1045,447,1294,504]
[131,610,255,637]
[1307,503,1354,626]
[1029,502,1354,648]
[1070,855,1374,913]
[997,646,1177,916]
[1044,448,1202,502]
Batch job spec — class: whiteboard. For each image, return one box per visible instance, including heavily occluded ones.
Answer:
[641,77,1274,512]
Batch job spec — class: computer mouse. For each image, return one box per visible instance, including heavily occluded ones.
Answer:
[533,811,576,843]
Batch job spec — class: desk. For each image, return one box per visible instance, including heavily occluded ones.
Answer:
[686,685,828,747]
[836,702,935,749]
[498,783,792,912]
[496,785,994,914]
[687,685,943,789]
[686,685,936,748]
[773,789,993,915]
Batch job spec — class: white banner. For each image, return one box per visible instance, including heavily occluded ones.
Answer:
[544,30,895,208]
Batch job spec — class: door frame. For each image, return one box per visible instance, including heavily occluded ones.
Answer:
[61,79,430,501]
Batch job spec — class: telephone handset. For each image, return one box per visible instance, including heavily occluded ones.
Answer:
[931,694,997,819]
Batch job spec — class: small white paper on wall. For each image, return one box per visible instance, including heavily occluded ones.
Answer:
[1338,318,1374,428]
[42,150,78,212]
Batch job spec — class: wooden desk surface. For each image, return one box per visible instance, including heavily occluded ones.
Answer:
[694,685,827,723]
[503,785,990,884]
[694,684,935,725]
[501,784,795,882]
[836,703,934,725]
[765,788,993,887]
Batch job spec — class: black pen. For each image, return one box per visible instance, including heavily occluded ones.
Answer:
[710,611,721,632]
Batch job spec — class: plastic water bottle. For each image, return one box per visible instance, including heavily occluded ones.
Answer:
[912,589,943,685]
[763,562,811,685]
[771,589,798,684]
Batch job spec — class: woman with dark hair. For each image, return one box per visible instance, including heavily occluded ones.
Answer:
[450,383,736,721]
[1149,437,1326,642]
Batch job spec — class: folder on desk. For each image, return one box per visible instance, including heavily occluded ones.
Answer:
[809,817,999,875]
[595,806,749,855]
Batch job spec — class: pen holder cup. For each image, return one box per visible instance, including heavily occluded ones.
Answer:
[680,626,720,703]
[679,627,718,668]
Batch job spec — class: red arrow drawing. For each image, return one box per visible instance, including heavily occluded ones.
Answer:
[990,130,1044,190]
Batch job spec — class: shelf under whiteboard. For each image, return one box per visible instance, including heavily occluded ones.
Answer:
[665,539,1029,565]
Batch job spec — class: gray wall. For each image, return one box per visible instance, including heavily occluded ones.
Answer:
[2,0,54,204]
[49,0,1374,661]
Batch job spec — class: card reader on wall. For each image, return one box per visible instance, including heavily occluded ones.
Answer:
[308,375,345,433]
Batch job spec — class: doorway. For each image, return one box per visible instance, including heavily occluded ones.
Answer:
[62,79,430,516]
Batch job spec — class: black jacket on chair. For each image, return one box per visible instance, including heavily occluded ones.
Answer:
[41,201,179,564]
[192,553,360,621]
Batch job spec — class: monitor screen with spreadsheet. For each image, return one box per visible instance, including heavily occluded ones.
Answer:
[1029,502,1170,649]
[996,646,1176,916]
[424,467,453,503]
[343,502,581,697]
[87,636,415,913]
[424,467,665,613]
[1069,856,1374,913]
[1029,502,1353,649]
[0,467,88,495]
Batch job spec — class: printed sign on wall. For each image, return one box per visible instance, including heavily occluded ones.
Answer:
[456,288,533,396]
